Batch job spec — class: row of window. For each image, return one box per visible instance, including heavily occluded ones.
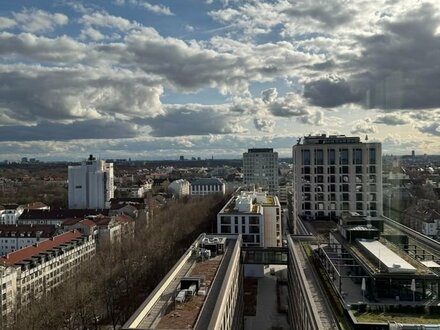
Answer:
[297,148,377,165]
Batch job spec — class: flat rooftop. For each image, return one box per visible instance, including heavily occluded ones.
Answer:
[123,235,238,330]
[358,240,416,274]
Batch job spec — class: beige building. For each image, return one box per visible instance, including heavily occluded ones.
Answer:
[243,148,279,195]
[0,266,17,326]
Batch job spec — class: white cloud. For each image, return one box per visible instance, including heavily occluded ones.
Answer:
[140,2,174,16]
[12,8,68,33]
[0,17,16,30]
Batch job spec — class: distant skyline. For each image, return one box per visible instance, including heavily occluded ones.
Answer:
[1,0,440,160]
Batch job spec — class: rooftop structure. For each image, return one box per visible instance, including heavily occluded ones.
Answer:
[218,191,281,247]
[123,234,242,330]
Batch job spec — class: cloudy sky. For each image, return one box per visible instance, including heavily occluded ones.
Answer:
[1,0,440,160]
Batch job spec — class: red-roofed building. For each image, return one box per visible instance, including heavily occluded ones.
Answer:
[0,230,95,311]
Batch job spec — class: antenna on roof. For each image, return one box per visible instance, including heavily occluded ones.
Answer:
[296,137,302,145]
[365,135,369,141]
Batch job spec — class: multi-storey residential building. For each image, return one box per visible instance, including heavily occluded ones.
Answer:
[123,234,243,330]
[217,191,281,247]
[0,230,95,310]
[68,155,114,209]
[18,208,109,226]
[0,225,57,255]
[0,266,17,326]
[190,178,225,196]
[243,148,279,195]
[292,134,382,220]
[168,179,190,197]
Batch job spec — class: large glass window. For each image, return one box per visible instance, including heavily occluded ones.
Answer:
[315,149,323,165]
[353,148,363,164]
[339,149,349,165]
[328,149,336,165]
[302,149,310,165]
[369,148,376,164]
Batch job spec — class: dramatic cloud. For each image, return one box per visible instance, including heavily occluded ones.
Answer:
[0,120,140,141]
[146,105,247,137]
[374,114,411,126]
[304,76,363,108]
[0,65,163,123]
[350,119,378,135]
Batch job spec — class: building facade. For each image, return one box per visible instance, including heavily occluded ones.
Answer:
[0,225,57,255]
[168,179,190,197]
[0,230,95,311]
[292,135,383,220]
[0,266,17,326]
[243,148,279,195]
[217,191,281,247]
[0,205,24,225]
[68,155,114,209]
[190,178,225,196]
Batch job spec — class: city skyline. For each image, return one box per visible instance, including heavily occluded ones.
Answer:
[1,0,440,160]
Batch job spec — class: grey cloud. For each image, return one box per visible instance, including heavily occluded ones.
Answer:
[261,88,278,103]
[303,77,363,108]
[297,110,324,126]
[283,1,355,29]
[417,123,440,137]
[253,117,275,132]
[374,114,410,125]
[0,65,163,123]
[0,120,140,141]
[145,105,247,137]
[0,32,87,63]
[359,3,440,110]
[350,120,378,135]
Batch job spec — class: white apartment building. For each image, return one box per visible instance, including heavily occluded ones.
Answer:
[0,205,24,225]
[190,178,225,196]
[217,191,281,247]
[68,155,114,209]
[168,179,190,197]
[0,266,17,326]
[0,230,95,310]
[292,134,383,220]
[243,148,279,195]
[0,225,56,255]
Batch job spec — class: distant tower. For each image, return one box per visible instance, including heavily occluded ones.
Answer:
[243,148,279,195]
[68,155,114,209]
[411,150,415,158]
[179,155,184,161]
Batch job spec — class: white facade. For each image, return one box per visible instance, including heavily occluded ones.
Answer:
[292,135,383,220]
[0,235,48,256]
[0,206,24,225]
[243,148,279,195]
[68,156,114,209]
[168,179,190,197]
[1,231,95,311]
[217,191,281,247]
[0,266,17,325]
[191,178,225,196]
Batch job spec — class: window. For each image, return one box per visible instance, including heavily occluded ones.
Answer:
[315,149,324,165]
[369,148,376,164]
[353,148,363,164]
[249,216,259,225]
[302,149,310,165]
[340,149,349,165]
[328,149,336,165]
[220,216,231,224]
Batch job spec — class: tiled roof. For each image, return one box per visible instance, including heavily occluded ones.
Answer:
[1,230,82,265]
[20,202,49,209]
[19,208,109,220]
[0,224,56,238]
[191,177,224,186]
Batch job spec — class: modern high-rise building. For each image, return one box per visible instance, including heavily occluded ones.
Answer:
[292,134,382,220]
[68,155,114,209]
[243,148,279,195]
